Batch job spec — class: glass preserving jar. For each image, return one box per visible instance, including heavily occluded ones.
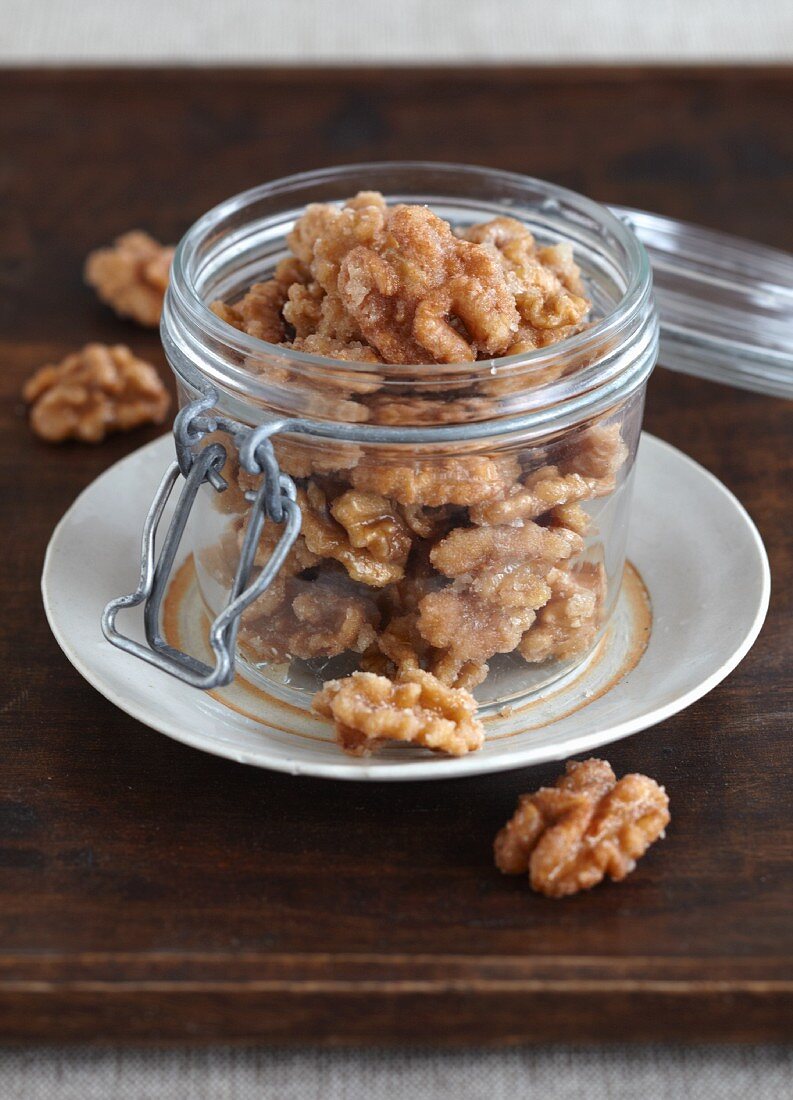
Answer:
[110,163,658,718]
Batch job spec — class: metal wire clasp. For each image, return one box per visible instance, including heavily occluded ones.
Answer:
[101,389,301,690]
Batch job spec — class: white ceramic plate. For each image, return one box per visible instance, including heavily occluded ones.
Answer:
[42,433,770,781]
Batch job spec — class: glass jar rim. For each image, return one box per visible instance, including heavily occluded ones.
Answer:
[164,161,658,439]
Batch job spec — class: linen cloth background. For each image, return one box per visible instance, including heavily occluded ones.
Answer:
[1,0,790,1096]
[1,0,792,63]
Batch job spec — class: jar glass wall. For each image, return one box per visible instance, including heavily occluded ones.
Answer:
[163,164,657,715]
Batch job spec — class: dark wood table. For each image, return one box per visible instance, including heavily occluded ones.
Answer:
[1,67,791,1045]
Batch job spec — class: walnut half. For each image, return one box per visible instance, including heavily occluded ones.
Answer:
[313,669,484,757]
[23,343,171,443]
[494,758,670,897]
[84,230,174,328]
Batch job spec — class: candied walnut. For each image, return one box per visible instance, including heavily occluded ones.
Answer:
[469,563,552,610]
[418,587,538,669]
[84,230,173,327]
[373,590,488,691]
[461,217,590,350]
[449,659,489,692]
[283,279,324,338]
[240,574,379,664]
[519,563,606,664]
[210,280,289,343]
[494,758,670,897]
[469,465,596,527]
[430,522,582,581]
[351,453,520,508]
[330,490,412,565]
[313,669,484,757]
[23,343,170,443]
[273,436,362,479]
[377,611,431,674]
[399,503,461,541]
[298,483,407,587]
[562,422,628,493]
[338,204,519,363]
[549,501,591,537]
[288,192,388,297]
[418,521,584,673]
[288,334,383,365]
[364,392,492,428]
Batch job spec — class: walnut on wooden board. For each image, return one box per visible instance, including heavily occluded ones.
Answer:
[23,343,170,443]
[494,758,670,897]
[84,231,173,327]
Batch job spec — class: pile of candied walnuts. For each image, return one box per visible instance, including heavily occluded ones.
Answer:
[202,191,627,760]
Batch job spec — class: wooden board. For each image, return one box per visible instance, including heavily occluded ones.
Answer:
[0,66,791,1044]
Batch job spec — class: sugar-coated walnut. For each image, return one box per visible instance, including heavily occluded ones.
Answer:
[287,334,383,365]
[364,392,492,427]
[562,422,628,493]
[461,217,590,352]
[430,522,583,580]
[469,465,596,526]
[239,573,379,664]
[209,196,591,375]
[469,420,628,526]
[288,192,388,298]
[399,503,462,541]
[375,611,431,674]
[84,230,173,327]
[23,343,170,443]
[549,501,591,537]
[338,204,519,363]
[519,563,606,664]
[313,669,484,757]
[298,483,407,586]
[273,436,362,479]
[210,280,290,343]
[330,490,412,565]
[418,587,539,668]
[351,453,520,507]
[494,758,670,897]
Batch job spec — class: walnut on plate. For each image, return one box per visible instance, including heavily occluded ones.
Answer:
[494,758,670,897]
[23,343,170,443]
[84,231,173,327]
[313,669,484,757]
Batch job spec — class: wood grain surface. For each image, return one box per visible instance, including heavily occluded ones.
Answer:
[0,67,791,1045]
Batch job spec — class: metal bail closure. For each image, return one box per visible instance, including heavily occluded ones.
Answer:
[101,418,301,690]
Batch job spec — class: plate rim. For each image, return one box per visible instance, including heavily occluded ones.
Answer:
[41,432,771,782]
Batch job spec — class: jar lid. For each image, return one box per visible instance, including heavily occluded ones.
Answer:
[612,207,793,399]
